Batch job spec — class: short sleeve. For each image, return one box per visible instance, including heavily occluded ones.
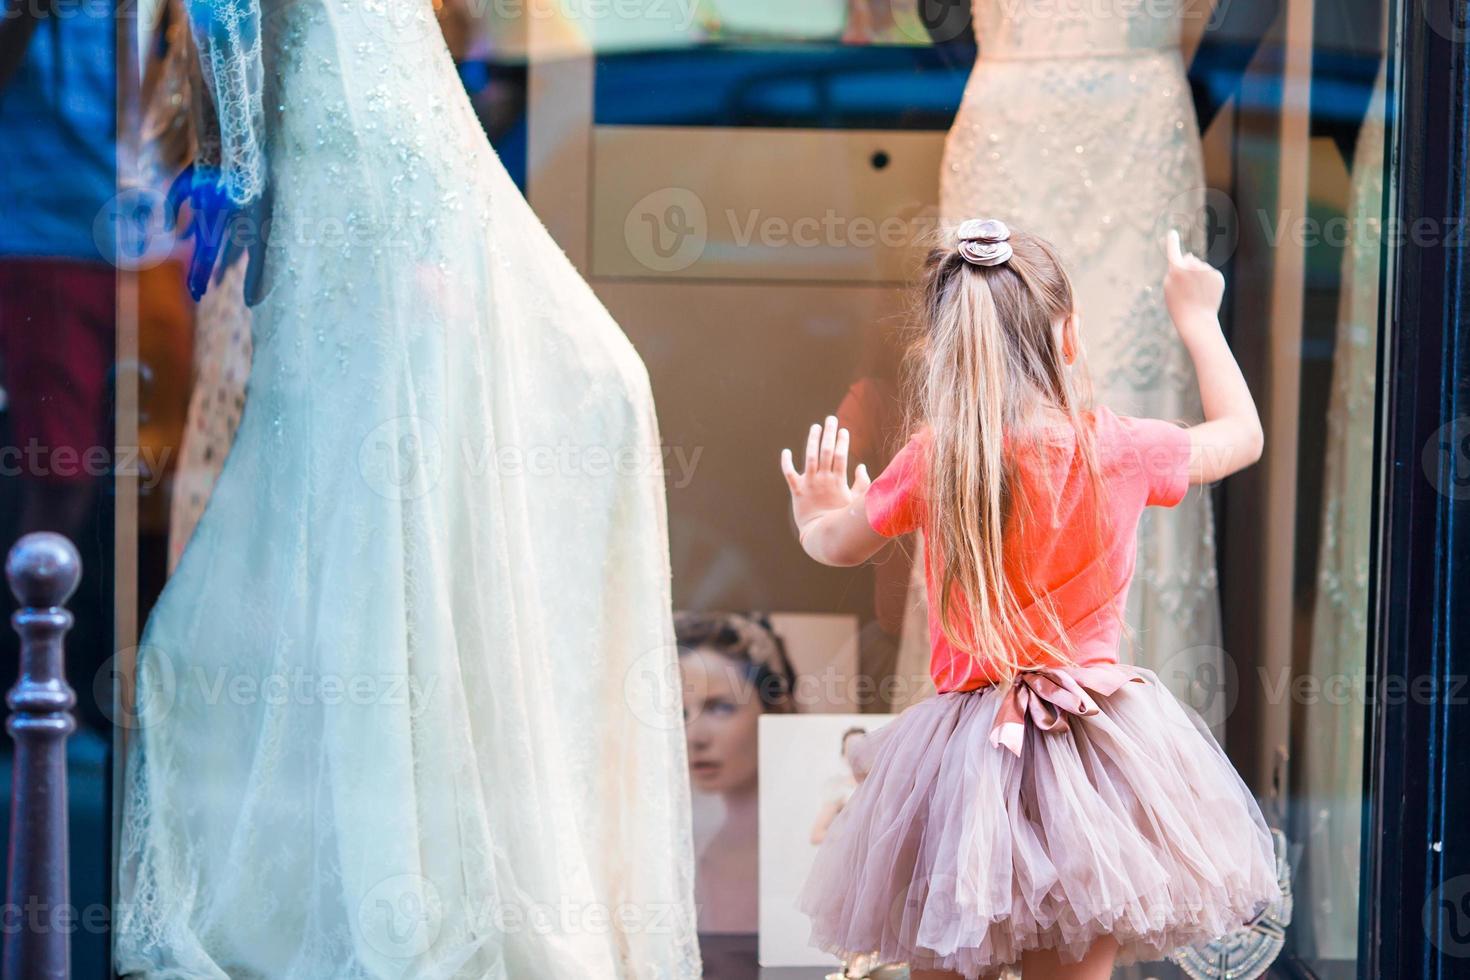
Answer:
[1112,412,1193,508]
[865,433,927,537]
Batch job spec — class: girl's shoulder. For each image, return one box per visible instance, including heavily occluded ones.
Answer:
[1088,406,1196,506]
[1014,406,1188,469]
[1091,405,1191,450]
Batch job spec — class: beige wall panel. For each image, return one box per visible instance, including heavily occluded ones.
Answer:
[591,126,945,283]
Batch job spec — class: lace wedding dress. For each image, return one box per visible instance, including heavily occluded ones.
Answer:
[115,1,699,977]
[921,0,1225,723]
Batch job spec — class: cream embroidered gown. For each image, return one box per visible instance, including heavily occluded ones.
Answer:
[115,1,699,977]
[911,0,1225,722]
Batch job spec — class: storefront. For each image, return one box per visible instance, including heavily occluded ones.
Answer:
[0,0,1467,976]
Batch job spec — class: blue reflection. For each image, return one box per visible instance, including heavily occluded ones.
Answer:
[594,44,971,130]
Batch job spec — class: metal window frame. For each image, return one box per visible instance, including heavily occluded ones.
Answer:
[1361,0,1470,974]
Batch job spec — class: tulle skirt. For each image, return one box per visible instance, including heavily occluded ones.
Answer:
[797,665,1281,978]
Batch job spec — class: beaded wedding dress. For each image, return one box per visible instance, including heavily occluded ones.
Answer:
[921,0,1225,722]
[115,1,699,977]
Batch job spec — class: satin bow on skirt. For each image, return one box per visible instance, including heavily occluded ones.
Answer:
[987,664,1147,756]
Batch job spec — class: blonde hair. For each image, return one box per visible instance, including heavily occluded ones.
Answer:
[903,223,1109,679]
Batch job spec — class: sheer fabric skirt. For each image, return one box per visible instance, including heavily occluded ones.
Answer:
[113,2,699,977]
[797,667,1280,978]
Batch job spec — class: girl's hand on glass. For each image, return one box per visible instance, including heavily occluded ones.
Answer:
[1163,229,1225,338]
[781,416,871,540]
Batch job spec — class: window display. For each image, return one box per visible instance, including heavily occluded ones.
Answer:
[530,0,1388,975]
[0,0,1433,975]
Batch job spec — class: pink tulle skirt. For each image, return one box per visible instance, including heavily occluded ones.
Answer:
[797,665,1282,977]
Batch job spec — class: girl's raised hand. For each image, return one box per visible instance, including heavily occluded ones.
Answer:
[1162,229,1225,337]
[780,416,872,537]
[1164,229,1266,484]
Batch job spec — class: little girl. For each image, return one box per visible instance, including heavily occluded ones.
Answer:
[780,220,1281,979]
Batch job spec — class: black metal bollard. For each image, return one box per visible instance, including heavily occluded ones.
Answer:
[3,533,80,980]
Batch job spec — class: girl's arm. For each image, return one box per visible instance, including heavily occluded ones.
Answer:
[781,416,888,567]
[1163,231,1266,484]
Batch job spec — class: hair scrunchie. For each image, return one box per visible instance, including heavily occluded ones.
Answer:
[957,217,1013,267]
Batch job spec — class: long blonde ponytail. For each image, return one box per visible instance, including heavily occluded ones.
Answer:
[905,223,1109,679]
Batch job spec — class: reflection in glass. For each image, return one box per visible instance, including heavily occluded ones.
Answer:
[678,611,795,935]
[0,3,118,976]
[1298,56,1387,972]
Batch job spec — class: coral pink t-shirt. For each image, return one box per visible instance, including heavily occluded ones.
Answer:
[866,407,1193,693]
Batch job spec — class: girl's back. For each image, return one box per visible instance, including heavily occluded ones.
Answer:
[783,220,1279,979]
[868,407,1196,692]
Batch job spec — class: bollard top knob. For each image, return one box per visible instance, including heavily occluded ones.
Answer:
[6,532,82,609]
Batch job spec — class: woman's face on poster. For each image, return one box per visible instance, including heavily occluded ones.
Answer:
[681,648,762,795]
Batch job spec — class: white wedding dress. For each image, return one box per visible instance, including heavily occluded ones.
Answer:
[922,0,1225,722]
[115,1,699,977]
